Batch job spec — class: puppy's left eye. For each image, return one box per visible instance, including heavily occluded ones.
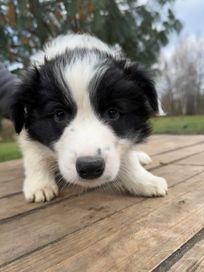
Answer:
[105,108,120,121]
[54,110,67,123]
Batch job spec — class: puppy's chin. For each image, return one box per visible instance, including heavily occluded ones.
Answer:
[60,170,118,188]
[71,178,115,188]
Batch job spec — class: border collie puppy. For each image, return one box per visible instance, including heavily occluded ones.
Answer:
[12,34,167,202]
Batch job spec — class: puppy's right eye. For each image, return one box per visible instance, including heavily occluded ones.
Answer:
[105,108,120,121]
[54,110,67,123]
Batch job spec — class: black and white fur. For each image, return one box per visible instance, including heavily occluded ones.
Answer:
[12,34,167,202]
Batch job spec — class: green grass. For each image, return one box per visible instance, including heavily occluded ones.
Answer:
[0,142,21,162]
[152,115,204,134]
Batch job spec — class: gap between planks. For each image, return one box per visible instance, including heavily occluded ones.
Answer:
[152,227,204,272]
[1,169,204,271]
[1,163,204,223]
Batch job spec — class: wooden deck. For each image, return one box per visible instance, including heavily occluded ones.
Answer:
[0,135,204,272]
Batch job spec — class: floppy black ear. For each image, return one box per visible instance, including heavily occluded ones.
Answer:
[11,67,40,134]
[11,89,26,134]
[124,63,158,114]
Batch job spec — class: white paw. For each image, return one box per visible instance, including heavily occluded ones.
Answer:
[143,177,168,197]
[137,151,152,165]
[127,176,168,197]
[23,179,59,203]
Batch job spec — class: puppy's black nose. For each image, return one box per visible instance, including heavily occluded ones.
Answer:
[76,156,105,180]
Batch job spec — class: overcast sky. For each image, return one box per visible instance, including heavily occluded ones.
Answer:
[163,0,204,55]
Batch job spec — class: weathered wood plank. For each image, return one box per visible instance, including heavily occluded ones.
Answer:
[0,164,203,221]
[0,161,22,185]
[0,160,23,197]
[0,190,141,267]
[44,173,204,272]
[147,145,204,170]
[1,169,204,272]
[169,238,204,272]
[0,187,86,222]
[0,160,22,172]
[152,164,204,186]
[139,135,204,156]
[0,175,23,198]
[176,152,204,166]
[1,136,204,272]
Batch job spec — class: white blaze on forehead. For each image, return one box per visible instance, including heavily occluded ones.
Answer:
[63,55,105,114]
[64,58,94,111]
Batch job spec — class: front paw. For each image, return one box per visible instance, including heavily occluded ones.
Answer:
[127,176,168,197]
[23,179,59,203]
[144,177,168,197]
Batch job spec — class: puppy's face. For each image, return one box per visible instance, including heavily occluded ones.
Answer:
[12,50,158,188]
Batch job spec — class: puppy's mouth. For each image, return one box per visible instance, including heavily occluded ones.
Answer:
[58,167,116,189]
[74,176,114,188]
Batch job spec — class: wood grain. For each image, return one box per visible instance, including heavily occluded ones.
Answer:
[1,136,204,272]
[0,190,140,266]
[176,152,204,166]
[0,163,203,221]
[139,135,204,156]
[0,160,23,197]
[44,172,204,272]
[147,144,204,170]
[169,238,204,272]
[2,168,204,272]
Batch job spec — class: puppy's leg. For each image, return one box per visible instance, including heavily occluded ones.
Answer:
[118,150,167,197]
[19,131,59,202]
[136,151,152,165]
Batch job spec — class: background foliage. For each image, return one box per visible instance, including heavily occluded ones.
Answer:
[0,0,182,69]
[159,37,204,115]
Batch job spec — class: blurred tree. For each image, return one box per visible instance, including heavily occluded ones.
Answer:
[0,0,182,69]
[158,37,204,115]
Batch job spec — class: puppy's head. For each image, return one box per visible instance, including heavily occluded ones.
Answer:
[12,49,158,188]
